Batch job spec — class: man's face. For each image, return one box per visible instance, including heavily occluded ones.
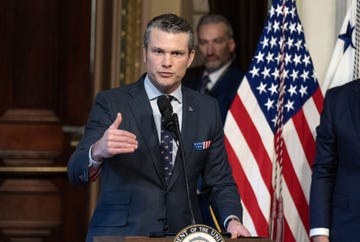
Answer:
[197,22,235,73]
[143,28,195,94]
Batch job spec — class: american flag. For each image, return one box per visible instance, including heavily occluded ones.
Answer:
[224,0,323,241]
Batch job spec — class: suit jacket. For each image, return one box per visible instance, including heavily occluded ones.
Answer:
[309,79,360,241]
[182,61,244,124]
[67,75,242,241]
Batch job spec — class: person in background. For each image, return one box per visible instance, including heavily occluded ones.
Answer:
[182,13,244,229]
[67,13,250,242]
[309,79,360,242]
[182,14,244,124]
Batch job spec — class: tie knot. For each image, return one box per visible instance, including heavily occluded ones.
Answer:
[165,95,174,101]
[158,94,174,103]
[202,73,209,80]
[200,74,211,94]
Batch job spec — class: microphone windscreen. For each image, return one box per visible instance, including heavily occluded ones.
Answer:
[157,95,173,119]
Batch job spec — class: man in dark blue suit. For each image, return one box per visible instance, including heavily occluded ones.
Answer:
[182,14,244,124]
[309,79,360,242]
[67,14,250,242]
[182,14,244,228]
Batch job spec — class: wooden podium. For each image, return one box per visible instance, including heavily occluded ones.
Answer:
[94,236,274,242]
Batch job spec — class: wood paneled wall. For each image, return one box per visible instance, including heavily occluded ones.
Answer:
[0,0,93,241]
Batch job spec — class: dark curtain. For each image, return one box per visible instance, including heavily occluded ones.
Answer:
[209,0,268,72]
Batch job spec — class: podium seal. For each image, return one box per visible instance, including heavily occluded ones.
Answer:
[174,224,224,242]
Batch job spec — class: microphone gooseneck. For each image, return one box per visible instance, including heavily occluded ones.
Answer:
[156,95,196,227]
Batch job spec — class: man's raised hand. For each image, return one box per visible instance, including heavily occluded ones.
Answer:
[92,113,138,161]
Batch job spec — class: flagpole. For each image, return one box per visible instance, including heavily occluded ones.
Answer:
[270,0,286,241]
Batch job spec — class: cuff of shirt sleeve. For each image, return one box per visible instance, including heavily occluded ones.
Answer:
[224,215,240,229]
[88,145,103,168]
[309,228,329,237]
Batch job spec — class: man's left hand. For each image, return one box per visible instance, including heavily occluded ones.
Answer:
[226,219,251,238]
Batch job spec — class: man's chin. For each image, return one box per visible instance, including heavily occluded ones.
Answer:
[205,63,221,72]
[206,65,220,72]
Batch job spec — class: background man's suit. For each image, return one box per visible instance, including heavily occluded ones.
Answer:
[310,79,360,241]
[67,75,242,241]
[182,61,244,124]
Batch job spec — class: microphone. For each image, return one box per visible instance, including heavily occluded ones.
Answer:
[157,95,178,140]
[156,95,196,228]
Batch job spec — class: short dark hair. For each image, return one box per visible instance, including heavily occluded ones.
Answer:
[144,13,195,52]
[197,14,234,39]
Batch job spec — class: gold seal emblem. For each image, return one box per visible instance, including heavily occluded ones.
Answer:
[174,224,224,242]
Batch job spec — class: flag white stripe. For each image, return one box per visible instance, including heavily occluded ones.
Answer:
[302,98,321,139]
[225,112,271,221]
[283,182,310,242]
[238,78,275,157]
[241,201,257,236]
[283,120,312,202]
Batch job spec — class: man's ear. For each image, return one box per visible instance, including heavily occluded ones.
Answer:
[187,49,195,68]
[229,38,236,53]
[143,47,147,63]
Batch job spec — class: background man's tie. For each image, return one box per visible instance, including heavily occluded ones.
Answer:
[200,74,211,94]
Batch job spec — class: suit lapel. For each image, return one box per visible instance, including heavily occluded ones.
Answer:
[127,78,166,185]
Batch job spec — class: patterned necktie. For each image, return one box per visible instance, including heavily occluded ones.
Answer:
[200,74,211,94]
[160,96,174,183]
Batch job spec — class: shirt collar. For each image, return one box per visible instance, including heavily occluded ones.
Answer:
[144,74,182,103]
[206,59,233,84]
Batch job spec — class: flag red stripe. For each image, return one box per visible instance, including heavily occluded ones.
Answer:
[282,146,310,231]
[225,136,269,237]
[292,107,316,167]
[312,87,324,113]
[283,217,296,242]
[230,94,273,191]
